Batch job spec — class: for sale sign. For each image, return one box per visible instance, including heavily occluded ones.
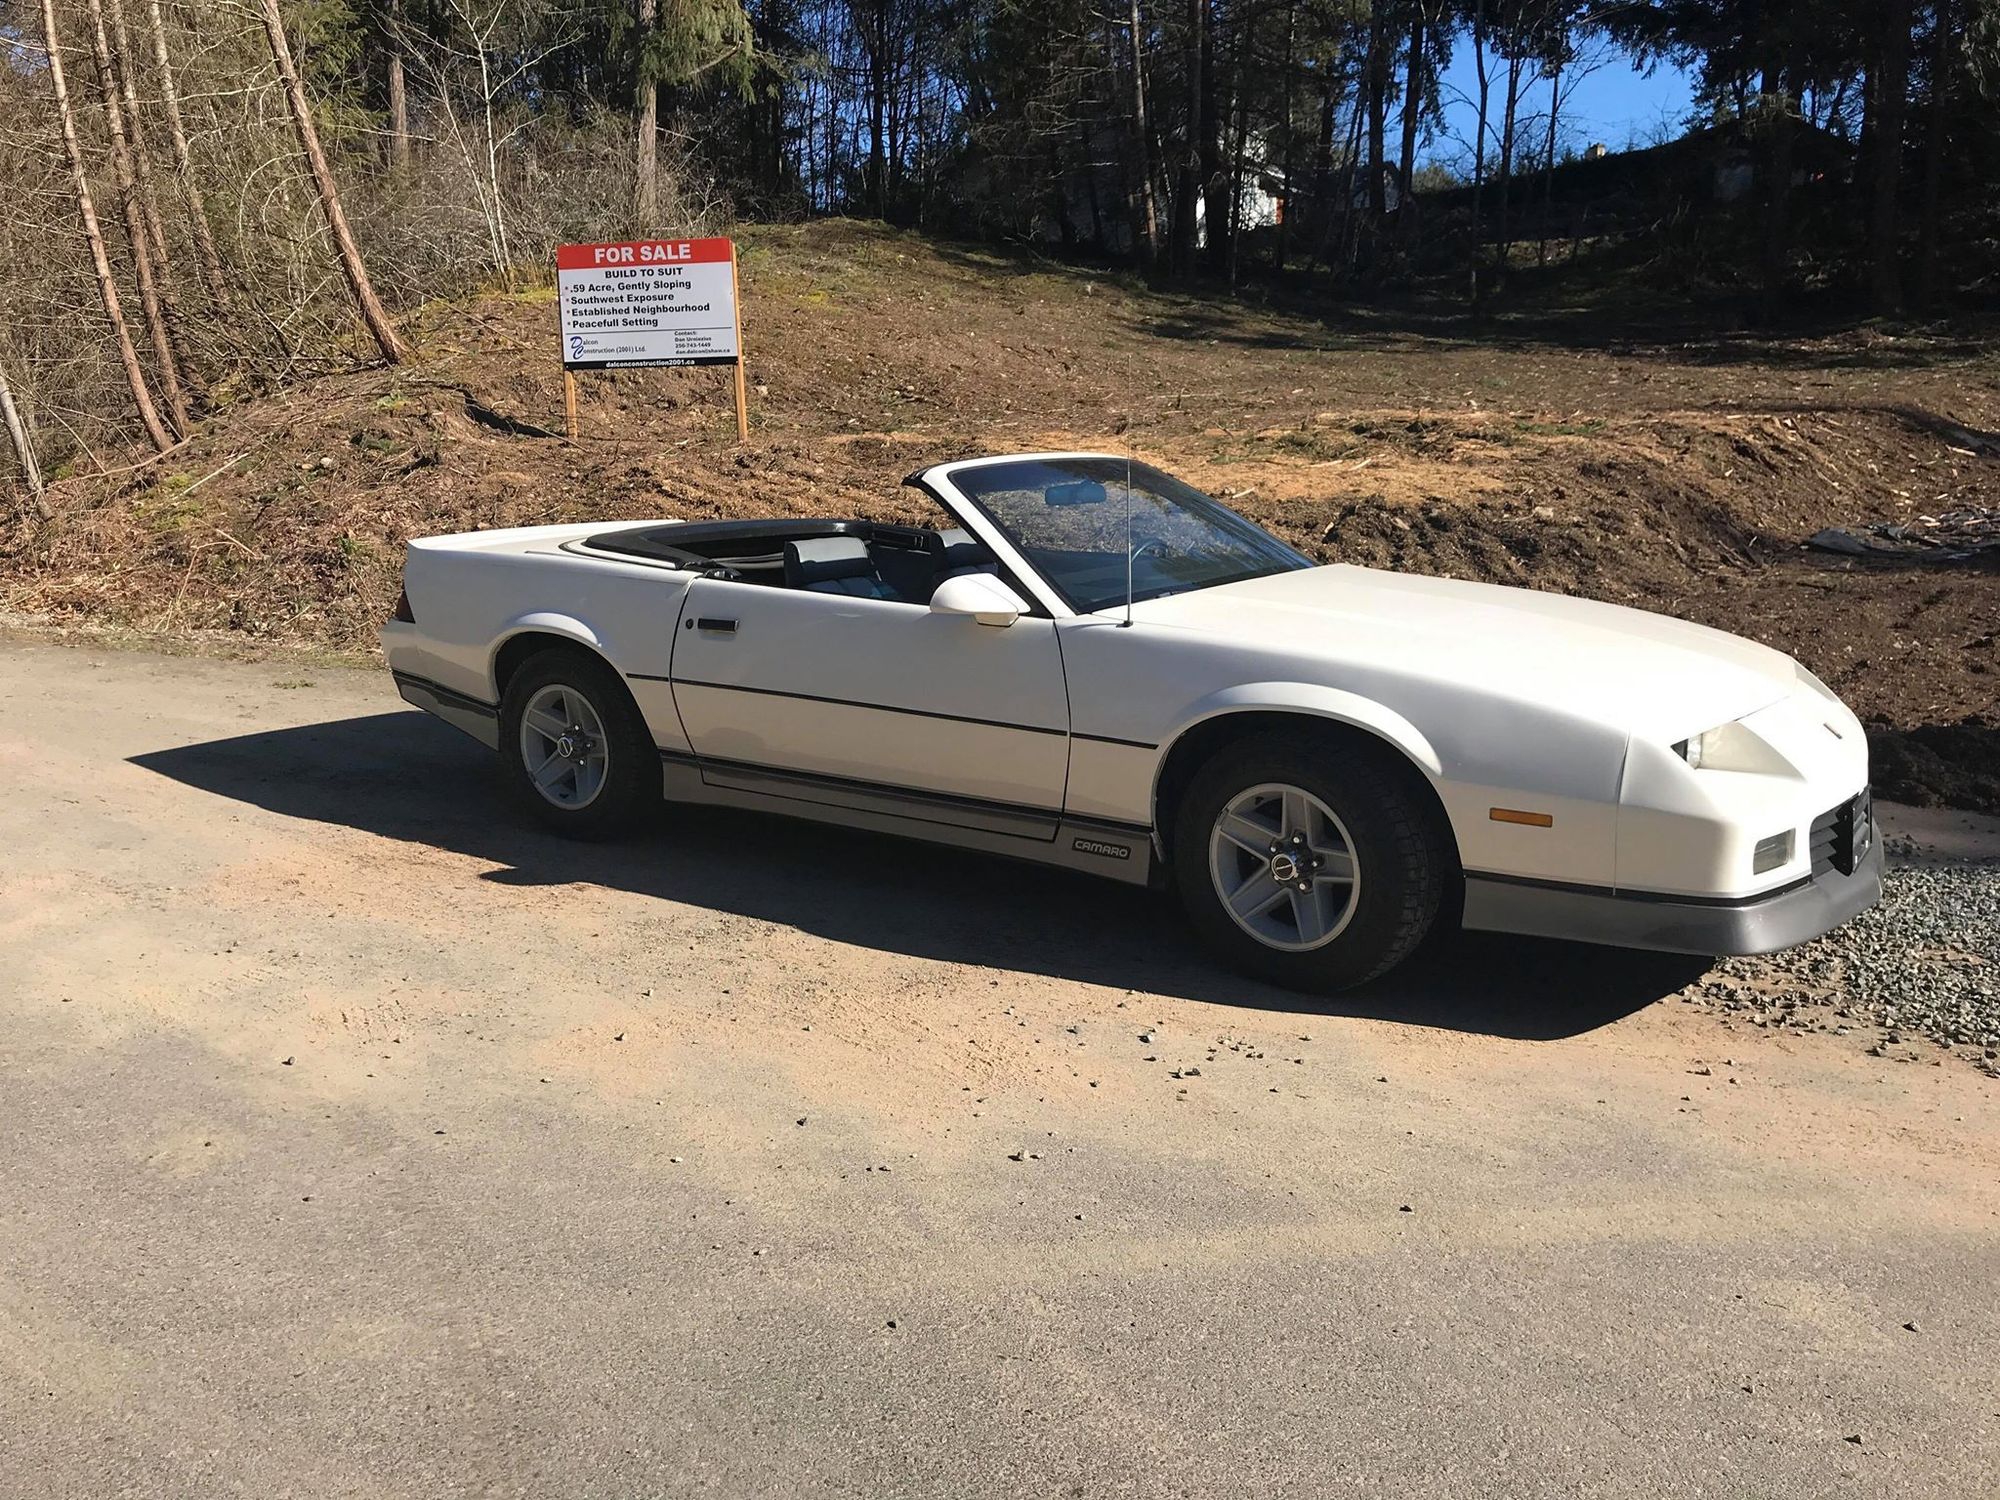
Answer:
[555,238,740,370]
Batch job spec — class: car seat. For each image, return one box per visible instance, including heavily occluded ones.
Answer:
[930,528,997,585]
[782,537,898,599]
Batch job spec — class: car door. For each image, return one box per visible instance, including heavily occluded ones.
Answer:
[669,576,1071,835]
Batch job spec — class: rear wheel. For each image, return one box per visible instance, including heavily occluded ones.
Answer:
[498,648,656,837]
[1173,731,1450,991]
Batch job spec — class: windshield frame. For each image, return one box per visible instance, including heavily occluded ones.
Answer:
[922,454,1313,616]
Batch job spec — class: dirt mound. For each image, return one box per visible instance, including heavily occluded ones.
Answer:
[1871,717,2000,815]
[4,221,1995,805]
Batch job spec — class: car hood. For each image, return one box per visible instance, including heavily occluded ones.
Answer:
[1126,564,1799,740]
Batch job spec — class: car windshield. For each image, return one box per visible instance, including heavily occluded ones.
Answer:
[946,457,1312,613]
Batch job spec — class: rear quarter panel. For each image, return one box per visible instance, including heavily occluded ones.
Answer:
[390,535,695,750]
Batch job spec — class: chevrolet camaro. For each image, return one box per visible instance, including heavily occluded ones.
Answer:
[382,452,1881,990]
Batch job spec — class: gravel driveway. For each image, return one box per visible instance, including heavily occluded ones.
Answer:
[1686,819,1999,1074]
[2,639,1995,1500]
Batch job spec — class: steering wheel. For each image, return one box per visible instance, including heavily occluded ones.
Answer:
[1129,537,1172,566]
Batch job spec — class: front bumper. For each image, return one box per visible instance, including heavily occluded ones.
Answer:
[1461,834,1884,956]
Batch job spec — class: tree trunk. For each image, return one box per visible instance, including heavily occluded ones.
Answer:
[1537,50,1562,267]
[1199,0,1228,274]
[1127,0,1161,265]
[1225,16,1250,285]
[1365,9,1388,217]
[1868,0,1911,311]
[868,3,887,218]
[258,0,407,364]
[1048,138,1077,251]
[1304,70,1335,273]
[387,0,411,174]
[0,362,50,517]
[40,0,172,451]
[1170,0,1204,276]
[1917,0,1951,305]
[1494,46,1522,275]
[473,28,511,277]
[1275,0,1296,272]
[1080,114,1105,251]
[635,0,658,226]
[1336,89,1365,268]
[144,0,231,309]
[1396,7,1424,235]
[886,43,904,207]
[85,0,189,436]
[1760,62,1795,298]
[107,0,180,302]
[1467,0,1490,304]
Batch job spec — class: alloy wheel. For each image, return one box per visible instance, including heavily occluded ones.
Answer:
[1206,782,1362,951]
[518,682,610,809]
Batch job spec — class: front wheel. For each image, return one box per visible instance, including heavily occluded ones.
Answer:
[1172,732,1451,991]
[498,648,657,837]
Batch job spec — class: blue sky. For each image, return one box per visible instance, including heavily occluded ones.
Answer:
[1426,43,1697,173]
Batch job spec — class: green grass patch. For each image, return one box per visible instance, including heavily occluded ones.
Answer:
[140,474,210,533]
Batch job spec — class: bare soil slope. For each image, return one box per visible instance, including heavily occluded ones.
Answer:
[5,221,1995,804]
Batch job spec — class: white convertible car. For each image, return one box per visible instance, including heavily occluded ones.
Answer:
[382,452,1880,990]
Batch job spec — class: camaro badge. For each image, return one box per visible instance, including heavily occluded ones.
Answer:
[1073,838,1131,860]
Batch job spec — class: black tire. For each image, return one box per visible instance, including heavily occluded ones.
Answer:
[498,647,657,838]
[1171,730,1452,992]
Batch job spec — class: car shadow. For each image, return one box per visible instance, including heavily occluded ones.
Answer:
[130,711,1710,1041]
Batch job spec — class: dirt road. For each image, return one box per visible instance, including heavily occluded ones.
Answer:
[3,640,1996,1498]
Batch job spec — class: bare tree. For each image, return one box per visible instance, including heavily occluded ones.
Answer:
[1126,0,1160,263]
[637,0,659,225]
[85,0,191,434]
[106,0,179,288]
[1492,19,1525,270]
[1467,0,1492,302]
[1868,0,1913,310]
[143,0,233,308]
[1396,2,1430,238]
[0,360,50,517]
[257,0,408,363]
[39,0,174,451]
[1917,0,1951,305]
[387,0,413,173]
[397,1,583,281]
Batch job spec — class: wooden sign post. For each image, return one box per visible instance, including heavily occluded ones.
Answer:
[729,241,748,444]
[554,237,747,444]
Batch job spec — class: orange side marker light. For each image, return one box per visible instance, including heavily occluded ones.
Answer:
[1490,807,1554,828]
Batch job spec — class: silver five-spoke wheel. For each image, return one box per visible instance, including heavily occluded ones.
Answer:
[518,682,609,809]
[1207,782,1361,952]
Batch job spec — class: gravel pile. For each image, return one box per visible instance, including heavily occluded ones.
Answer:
[1682,837,2000,1077]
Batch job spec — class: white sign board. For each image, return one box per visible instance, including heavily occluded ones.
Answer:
[555,238,740,370]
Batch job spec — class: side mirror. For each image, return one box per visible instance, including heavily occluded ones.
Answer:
[930,572,1028,627]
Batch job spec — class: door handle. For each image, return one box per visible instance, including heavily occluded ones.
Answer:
[693,617,737,634]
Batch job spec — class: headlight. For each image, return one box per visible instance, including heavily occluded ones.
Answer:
[1671,720,1793,776]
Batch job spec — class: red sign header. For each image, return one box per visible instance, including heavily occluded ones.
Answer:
[555,238,733,271]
